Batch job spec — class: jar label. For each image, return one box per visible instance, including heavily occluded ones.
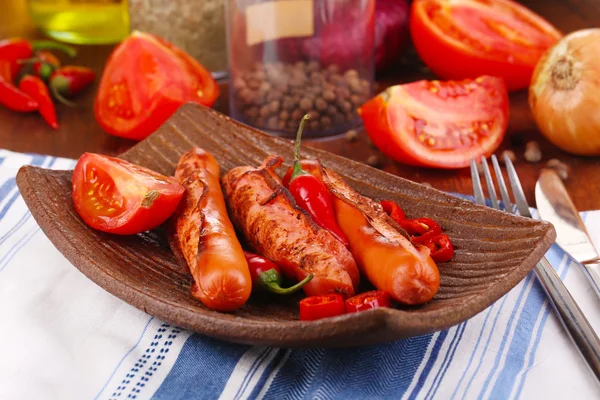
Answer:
[246,0,314,46]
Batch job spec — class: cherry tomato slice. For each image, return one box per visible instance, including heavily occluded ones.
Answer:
[299,294,346,321]
[359,76,509,169]
[345,290,391,313]
[380,200,406,224]
[72,153,185,235]
[94,31,219,141]
[410,0,562,91]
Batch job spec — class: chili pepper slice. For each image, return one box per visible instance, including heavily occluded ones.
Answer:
[380,200,406,224]
[286,115,350,247]
[401,218,442,244]
[19,75,58,129]
[0,38,75,80]
[425,234,454,263]
[243,251,313,295]
[345,290,391,313]
[0,61,38,112]
[49,66,96,106]
[299,294,346,321]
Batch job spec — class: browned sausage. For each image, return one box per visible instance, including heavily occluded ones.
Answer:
[221,155,359,297]
[169,148,252,312]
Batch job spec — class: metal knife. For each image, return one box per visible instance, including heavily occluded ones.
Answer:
[536,168,600,297]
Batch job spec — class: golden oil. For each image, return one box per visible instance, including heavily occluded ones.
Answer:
[27,0,129,44]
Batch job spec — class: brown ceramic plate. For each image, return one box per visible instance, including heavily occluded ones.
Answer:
[16,104,555,348]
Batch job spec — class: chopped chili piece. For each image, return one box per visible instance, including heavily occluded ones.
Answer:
[425,234,454,263]
[345,290,391,313]
[380,200,406,224]
[401,218,442,244]
[299,294,346,321]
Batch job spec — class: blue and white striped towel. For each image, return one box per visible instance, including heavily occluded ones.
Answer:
[1,149,599,400]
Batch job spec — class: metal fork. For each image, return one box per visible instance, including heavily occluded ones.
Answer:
[471,154,600,381]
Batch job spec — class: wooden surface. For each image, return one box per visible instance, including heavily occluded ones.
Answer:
[1,0,600,210]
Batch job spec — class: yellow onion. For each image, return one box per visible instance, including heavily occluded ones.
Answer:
[529,28,600,156]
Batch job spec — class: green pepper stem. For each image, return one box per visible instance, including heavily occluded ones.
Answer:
[291,114,310,180]
[259,269,314,295]
[32,40,77,58]
[50,77,77,107]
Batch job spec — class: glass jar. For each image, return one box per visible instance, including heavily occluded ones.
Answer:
[225,0,375,138]
[27,0,129,45]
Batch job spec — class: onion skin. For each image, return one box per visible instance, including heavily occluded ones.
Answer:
[529,28,600,156]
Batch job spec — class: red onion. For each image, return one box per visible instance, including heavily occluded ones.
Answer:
[374,0,410,71]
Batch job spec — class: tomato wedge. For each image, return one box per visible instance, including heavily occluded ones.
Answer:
[94,31,219,141]
[299,294,346,321]
[358,76,509,169]
[345,290,391,313]
[410,0,562,91]
[72,153,185,235]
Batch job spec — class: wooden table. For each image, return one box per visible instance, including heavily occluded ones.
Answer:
[1,0,599,210]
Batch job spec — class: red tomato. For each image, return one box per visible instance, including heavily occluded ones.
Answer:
[299,294,346,321]
[72,153,185,235]
[358,76,509,169]
[410,0,562,91]
[94,31,219,141]
[345,290,391,313]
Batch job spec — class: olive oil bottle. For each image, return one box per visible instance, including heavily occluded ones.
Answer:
[27,0,129,44]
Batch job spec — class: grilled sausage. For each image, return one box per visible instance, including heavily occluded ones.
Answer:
[169,148,252,312]
[221,155,359,297]
[320,165,440,305]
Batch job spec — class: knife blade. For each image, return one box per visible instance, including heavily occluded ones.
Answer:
[536,168,599,263]
[536,168,600,297]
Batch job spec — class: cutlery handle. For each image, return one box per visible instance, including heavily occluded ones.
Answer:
[534,257,600,381]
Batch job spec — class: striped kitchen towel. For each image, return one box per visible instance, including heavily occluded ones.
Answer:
[0,149,599,400]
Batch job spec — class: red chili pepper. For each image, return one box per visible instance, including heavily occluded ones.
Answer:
[345,290,391,313]
[49,66,95,106]
[299,294,346,321]
[19,75,58,129]
[380,200,406,224]
[243,251,313,294]
[286,115,350,247]
[401,218,442,244]
[0,61,38,112]
[0,38,76,80]
[425,234,454,263]
[19,51,61,81]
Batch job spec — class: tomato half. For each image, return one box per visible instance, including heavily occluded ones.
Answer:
[345,290,391,313]
[299,294,346,321]
[410,0,562,91]
[94,31,219,141]
[72,153,185,235]
[358,76,509,169]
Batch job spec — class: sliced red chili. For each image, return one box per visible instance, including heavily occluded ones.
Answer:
[401,218,442,244]
[299,294,345,321]
[425,234,454,263]
[380,200,406,224]
[345,290,391,313]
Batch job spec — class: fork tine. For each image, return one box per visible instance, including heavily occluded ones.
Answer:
[491,155,513,212]
[480,156,499,209]
[504,154,532,218]
[470,159,486,206]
